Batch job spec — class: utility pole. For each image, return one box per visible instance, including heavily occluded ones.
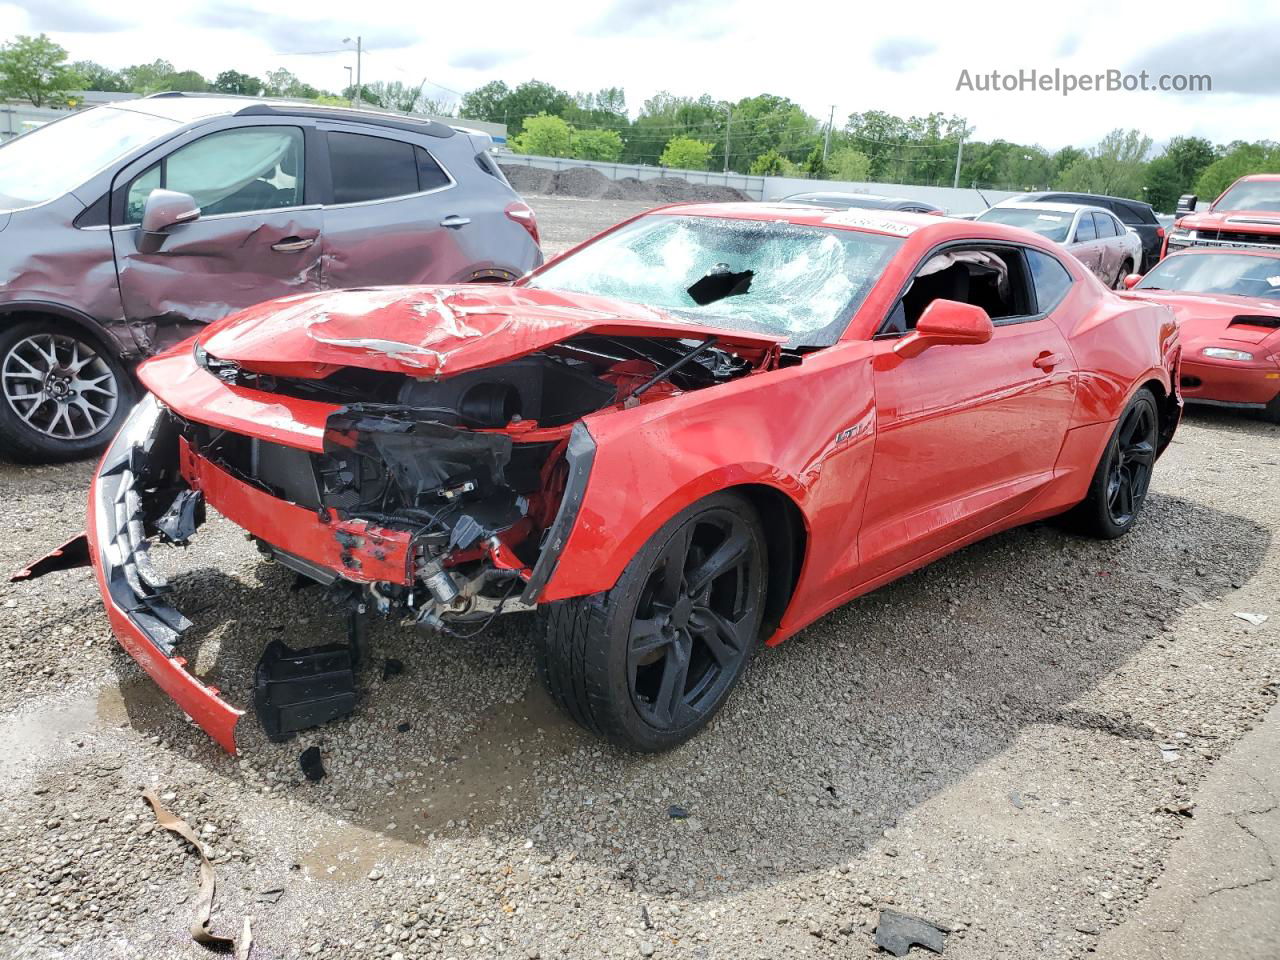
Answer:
[822,105,835,162]
[723,104,732,173]
[343,36,363,108]
[952,135,964,189]
[345,66,354,107]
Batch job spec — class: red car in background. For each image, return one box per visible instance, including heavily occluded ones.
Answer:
[1124,249,1280,421]
[79,204,1181,753]
[1164,174,1280,258]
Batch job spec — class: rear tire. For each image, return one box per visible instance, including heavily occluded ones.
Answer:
[536,491,767,752]
[0,320,134,463]
[1263,393,1280,425]
[1067,387,1158,539]
[1113,259,1133,289]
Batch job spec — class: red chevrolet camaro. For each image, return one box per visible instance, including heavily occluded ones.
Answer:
[1123,248,1280,421]
[83,204,1181,753]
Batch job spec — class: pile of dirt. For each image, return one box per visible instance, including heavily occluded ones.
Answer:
[500,163,749,203]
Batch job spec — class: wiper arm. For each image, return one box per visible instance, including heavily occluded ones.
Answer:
[627,337,719,402]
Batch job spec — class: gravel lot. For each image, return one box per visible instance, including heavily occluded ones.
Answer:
[1,194,1277,960]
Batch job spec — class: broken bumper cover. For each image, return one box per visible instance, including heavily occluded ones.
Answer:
[88,395,245,753]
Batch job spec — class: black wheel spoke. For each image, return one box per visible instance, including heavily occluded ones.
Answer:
[1125,440,1155,467]
[691,606,743,666]
[651,640,691,726]
[1116,469,1134,518]
[629,617,669,658]
[654,526,691,605]
[687,522,749,596]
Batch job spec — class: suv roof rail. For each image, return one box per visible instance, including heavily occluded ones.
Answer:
[143,92,455,139]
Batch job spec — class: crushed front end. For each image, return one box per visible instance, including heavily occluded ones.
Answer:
[88,290,773,751]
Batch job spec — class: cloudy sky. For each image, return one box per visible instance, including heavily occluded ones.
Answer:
[2,0,1276,151]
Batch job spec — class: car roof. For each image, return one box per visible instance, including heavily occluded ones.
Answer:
[784,192,940,210]
[108,92,456,138]
[639,201,1054,245]
[1234,174,1280,183]
[989,201,1111,216]
[1016,190,1154,211]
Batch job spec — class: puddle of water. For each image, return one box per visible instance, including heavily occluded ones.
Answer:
[297,682,586,881]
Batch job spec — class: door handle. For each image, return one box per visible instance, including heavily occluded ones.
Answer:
[439,215,471,228]
[271,237,316,252]
[1033,352,1066,371]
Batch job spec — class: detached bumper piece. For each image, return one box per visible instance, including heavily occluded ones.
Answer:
[254,640,357,742]
[88,395,245,752]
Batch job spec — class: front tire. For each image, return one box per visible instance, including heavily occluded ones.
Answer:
[1068,387,1158,539]
[0,321,133,463]
[537,491,767,752]
[1113,259,1133,289]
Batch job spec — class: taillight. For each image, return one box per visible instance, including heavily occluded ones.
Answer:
[1156,226,1166,239]
[505,201,540,247]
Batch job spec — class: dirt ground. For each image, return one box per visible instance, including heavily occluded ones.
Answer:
[0,195,1277,960]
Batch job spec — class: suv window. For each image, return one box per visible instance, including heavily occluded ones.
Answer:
[415,146,450,191]
[1094,213,1118,238]
[329,132,421,204]
[1074,214,1097,242]
[1026,249,1073,312]
[126,126,304,222]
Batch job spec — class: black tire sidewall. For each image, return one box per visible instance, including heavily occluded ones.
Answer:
[0,320,135,463]
[1083,387,1158,538]
[592,492,767,751]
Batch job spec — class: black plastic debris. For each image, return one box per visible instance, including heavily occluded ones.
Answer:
[156,490,205,545]
[299,746,326,782]
[256,888,285,904]
[875,909,946,957]
[382,658,404,681]
[254,640,357,742]
[396,722,411,733]
[667,805,689,820]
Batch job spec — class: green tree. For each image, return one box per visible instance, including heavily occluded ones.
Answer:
[1054,128,1153,199]
[828,148,871,181]
[166,70,208,92]
[460,80,512,122]
[803,144,828,178]
[1194,142,1280,200]
[0,34,75,107]
[659,135,714,170]
[749,148,789,176]
[628,92,723,164]
[213,70,262,96]
[121,59,175,94]
[511,113,573,157]
[571,127,624,162]
[70,59,125,92]
[341,84,381,106]
[1143,136,1217,211]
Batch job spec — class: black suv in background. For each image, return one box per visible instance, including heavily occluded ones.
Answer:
[1006,191,1163,272]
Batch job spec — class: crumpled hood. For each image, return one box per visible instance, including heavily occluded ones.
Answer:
[1130,290,1280,348]
[196,285,783,379]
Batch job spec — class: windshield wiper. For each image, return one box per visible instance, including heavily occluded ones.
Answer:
[627,337,719,402]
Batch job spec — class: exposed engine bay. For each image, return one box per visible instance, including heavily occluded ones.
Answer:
[182,333,757,632]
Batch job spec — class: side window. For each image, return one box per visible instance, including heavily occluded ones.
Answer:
[1114,204,1143,225]
[1094,213,1117,238]
[883,245,1035,335]
[125,126,304,222]
[329,132,419,204]
[415,146,451,191]
[1026,249,1073,313]
[1074,214,1097,242]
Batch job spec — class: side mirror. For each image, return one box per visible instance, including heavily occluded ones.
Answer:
[1123,273,1143,289]
[138,189,200,252]
[1175,194,1197,216]
[893,299,994,359]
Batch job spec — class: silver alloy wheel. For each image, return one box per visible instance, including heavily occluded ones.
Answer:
[1,333,119,441]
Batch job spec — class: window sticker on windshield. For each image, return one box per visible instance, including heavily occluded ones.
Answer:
[1037,214,1065,221]
[1268,276,1280,287]
[822,211,917,235]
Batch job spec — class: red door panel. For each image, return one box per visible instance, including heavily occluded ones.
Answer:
[858,318,1076,581]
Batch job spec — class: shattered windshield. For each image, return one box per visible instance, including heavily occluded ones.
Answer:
[1137,253,1280,300]
[525,214,903,346]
